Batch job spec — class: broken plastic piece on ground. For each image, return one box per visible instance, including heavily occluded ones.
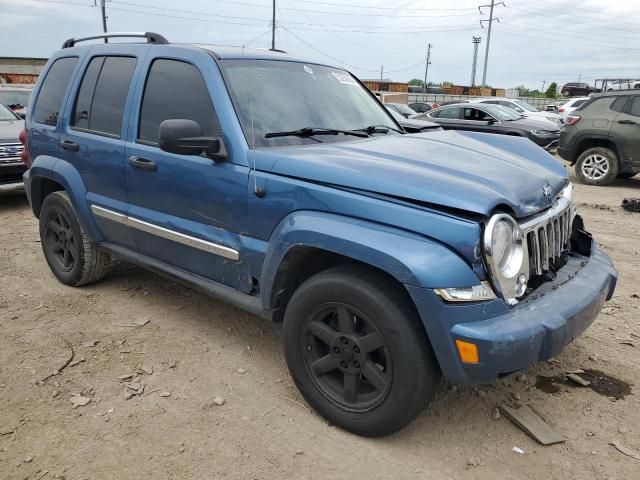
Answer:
[621,198,640,213]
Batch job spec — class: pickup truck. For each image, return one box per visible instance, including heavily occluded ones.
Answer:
[22,32,617,437]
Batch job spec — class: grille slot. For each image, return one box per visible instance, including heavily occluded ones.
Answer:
[523,200,573,277]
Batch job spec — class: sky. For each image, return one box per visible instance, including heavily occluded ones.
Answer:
[1,0,639,89]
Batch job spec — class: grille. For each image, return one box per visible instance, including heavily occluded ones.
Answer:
[0,143,24,163]
[519,197,573,276]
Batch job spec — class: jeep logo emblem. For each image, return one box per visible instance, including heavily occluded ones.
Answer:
[542,185,552,198]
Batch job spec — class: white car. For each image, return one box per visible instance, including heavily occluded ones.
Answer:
[606,80,640,91]
[470,97,563,125]
[557,97,590,120]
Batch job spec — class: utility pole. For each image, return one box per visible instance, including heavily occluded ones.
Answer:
[380,65,384,82]
[422,43,432,95]
[479,1,504,86]
[100,0,108,42]
[471,37,481,86]
[271,0,276,50]
[541,80,546,92]
[578,73,582,83]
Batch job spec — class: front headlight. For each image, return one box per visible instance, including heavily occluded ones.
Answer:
[484,214,528,305]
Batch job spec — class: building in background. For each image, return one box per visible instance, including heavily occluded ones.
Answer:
[0,57,48,85]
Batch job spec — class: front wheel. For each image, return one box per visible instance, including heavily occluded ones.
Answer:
[283,265,440,437]
[575,147,619,186]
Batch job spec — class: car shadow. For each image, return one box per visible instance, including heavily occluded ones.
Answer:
[0,192,29,212]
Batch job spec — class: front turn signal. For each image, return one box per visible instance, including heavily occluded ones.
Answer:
[455,339,479,364]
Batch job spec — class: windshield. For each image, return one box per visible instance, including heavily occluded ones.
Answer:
[0,102,18,121]
[0,90,31,107]
[221,60,397,147]
[482,104,523,121]
[512,99,538,112]
[391,104,416,115]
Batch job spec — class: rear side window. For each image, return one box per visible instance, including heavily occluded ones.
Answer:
[138,59,219,144]
[72,56,137,137]
[582,97,615,114]
[572,99,587,108]
[33,57,78,126]
[610,96,629,113]
[437,107,460,119]
[629,97,640,117]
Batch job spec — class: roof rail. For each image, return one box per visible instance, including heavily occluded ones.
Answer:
[61,32,168,49]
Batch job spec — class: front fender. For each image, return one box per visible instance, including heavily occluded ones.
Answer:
[26,156,102,242]
[260,211,480,310]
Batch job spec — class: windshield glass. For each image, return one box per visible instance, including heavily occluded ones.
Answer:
[391,104,416,115]
[0,102,17,121]
[0,90,31,107]
[512,99,538,112]
[482,104,523,121]
[221,60,397,147]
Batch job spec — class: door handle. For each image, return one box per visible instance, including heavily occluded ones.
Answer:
[128,156,157,171]
[59,139,79,152]
[617,119,637,125]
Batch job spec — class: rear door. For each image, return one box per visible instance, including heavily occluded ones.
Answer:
[461,106,498,133]
[611,95,640,166]
[58,48,142,248]
[429,106,461,129]
[124,49,249,289]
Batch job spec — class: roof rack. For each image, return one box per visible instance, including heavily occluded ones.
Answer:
[61,32,168,49]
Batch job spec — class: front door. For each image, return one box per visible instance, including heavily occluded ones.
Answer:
[124,52,249,289]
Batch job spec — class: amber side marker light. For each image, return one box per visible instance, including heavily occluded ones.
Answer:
[455,339,479,364]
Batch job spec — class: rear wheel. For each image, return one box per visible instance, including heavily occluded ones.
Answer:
[283,265,440,437]
[575,147,619,186]
[39,191,111,286]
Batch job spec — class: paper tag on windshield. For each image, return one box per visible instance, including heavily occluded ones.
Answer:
[332,71,357,86]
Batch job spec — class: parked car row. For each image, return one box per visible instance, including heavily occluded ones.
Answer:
[0,85,33,118]
[0,102,26,193]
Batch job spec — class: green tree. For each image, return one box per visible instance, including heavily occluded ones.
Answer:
[545,82,558,98]
[408,78,424,86]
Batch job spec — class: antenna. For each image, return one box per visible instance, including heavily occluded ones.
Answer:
[249,71,266,198]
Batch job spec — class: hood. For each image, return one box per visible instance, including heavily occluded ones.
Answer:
[0,119,23,143]
[256,129,568,218]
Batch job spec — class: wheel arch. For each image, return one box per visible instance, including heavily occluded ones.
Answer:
[259,211,480,322]
[27,157,102,242]
[571,136,620,166]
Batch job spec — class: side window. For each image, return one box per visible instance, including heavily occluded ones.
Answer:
[628,97,640,117]
[610,96,629,113]
[437,107,460,119]
[138,59,219,144]
[464,107,491,121]
[33,57,78,126]
[72,56,137,137]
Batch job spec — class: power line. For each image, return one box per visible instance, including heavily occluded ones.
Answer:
[479,0,505,86]
[290,0,476,12]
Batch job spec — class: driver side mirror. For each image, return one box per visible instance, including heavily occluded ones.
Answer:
[159,119,226,162]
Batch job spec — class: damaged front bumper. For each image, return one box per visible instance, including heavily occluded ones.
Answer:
[406,240,617,385]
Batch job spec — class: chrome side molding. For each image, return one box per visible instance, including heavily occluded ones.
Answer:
[90,205,239,260]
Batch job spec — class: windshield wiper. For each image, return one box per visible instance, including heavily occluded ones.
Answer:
[264,127,369,139]
[354,124,404,135]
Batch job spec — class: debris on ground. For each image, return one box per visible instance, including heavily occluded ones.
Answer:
[82,340,99,348]
[140,364,153,375]
[621,198,640,213]
[237,368,247,374]
[69,396,91,408]
[40,338,74,383]
[212,396,225,406]
[159,391,171,397]
[501,404,565,445]
[491,407,501,420]
[512,446,524,455]
[567,373,591,386]
[610,441,640,461]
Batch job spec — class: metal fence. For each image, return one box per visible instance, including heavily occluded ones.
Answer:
[406,93,559,109]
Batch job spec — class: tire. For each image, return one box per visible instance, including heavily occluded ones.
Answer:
[617,172,637,179]
[39,191,111,286]
[283,265,440,437]
[574,147,619,186]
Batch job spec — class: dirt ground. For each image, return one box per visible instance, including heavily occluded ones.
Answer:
[1,169,639,480]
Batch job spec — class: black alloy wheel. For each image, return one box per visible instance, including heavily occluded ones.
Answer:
[302,302,391,412]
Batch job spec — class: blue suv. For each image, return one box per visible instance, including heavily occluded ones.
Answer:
[23,33,617,436]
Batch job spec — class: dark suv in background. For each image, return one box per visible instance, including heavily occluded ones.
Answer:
[561,82,598,97]
[558,91,640,185]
